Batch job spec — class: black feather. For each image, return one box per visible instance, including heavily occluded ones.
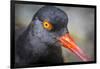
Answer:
[15,6,68,68]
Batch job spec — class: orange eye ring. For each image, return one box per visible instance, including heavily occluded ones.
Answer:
[43,20,53,31]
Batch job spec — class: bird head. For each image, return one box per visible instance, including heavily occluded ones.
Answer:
[30,6,90,61]
[31,6,68,45]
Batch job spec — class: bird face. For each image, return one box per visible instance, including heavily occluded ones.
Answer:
[32,18,67,45]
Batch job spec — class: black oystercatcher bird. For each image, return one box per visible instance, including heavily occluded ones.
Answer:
[15,6,90,68]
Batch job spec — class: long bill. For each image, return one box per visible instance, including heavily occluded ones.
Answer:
[58,33,90,61]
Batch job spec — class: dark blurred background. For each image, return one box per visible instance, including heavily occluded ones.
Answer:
[15,4,95,62]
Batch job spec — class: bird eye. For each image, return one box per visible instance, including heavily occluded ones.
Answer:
[43,20,53,31]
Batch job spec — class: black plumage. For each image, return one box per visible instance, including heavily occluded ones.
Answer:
[15,6,68,68]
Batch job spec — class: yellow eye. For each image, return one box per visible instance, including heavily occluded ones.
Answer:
[43,20,53,31]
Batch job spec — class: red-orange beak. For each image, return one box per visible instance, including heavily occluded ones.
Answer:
[58,33,90,61]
